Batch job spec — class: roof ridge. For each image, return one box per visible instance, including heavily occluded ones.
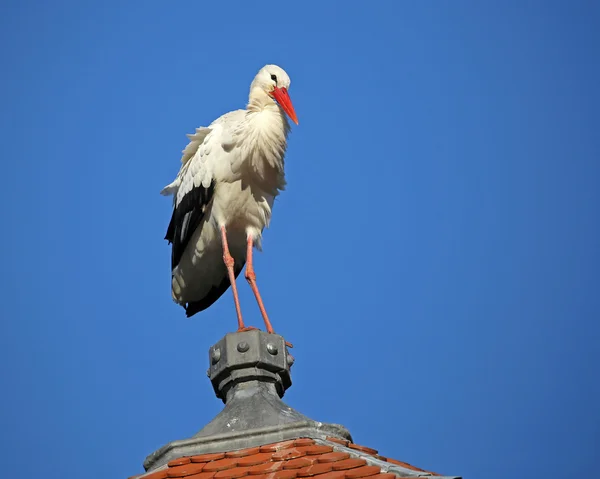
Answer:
[133,437,462,479]
[144,422,351,471]
[314,439,461,479]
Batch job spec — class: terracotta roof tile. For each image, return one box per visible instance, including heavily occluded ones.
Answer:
[343,466,380,479]
[247,462,284,475]
[214,466,251,479]
[331,459,367,472]
[203,458,239,472]
[191,453,226,463]
[187,474,217,479]
[259,440,295,453]
[226,447,262,459]
[272,448,306,461]
[325,437,349,447]
[143,470,168,479]
[312,472,346,479]
[264,470,298,479]
[297,446,333,456]
[383,458,429,473]
[296,463,333,477]
[347,445,378,456]
[167,463,206,478]
[137,437,441,479]
[316,453,350,464]
[293,439,315,447]
[283,457,318,470]
[237,453,276,467]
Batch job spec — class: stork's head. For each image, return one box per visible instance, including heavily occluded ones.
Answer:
[250,64,299,125]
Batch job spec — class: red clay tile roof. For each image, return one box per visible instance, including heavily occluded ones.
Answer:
[131,437,440,479]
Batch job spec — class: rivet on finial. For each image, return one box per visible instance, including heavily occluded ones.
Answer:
[237,341,249,353]
[211,348,221,364]
[266,343,278,355]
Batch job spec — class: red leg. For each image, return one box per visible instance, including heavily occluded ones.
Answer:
[220,226,246,331]
[245,236,275,334]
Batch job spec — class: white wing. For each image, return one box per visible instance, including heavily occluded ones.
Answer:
[162,109,247,269]
[160,109,246,199]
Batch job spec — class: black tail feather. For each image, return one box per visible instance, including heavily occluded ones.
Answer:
[184,262,245,317]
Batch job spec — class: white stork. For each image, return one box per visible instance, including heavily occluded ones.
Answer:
[161,64,298,333]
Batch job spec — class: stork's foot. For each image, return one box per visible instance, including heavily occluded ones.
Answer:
[236,327,292,347]
[237,326,260,332]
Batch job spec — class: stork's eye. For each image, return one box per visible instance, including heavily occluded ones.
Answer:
[270,74,277,83]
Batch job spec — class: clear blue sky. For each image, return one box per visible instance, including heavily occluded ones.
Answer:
[1,1,598,478]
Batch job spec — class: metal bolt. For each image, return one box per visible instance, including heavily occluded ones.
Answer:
[206,368,210,377]
[211,348,221,364]
[237,341,249,353]
[287,354,295,367]
[266,343,278,355]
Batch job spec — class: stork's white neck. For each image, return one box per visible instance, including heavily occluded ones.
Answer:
[246,87,290,136]
[243,87,290,194]
[247,87,277,113]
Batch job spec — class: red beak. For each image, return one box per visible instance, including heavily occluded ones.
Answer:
[271,87,299,125]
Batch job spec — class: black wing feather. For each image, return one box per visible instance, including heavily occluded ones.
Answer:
[165,181,215,270]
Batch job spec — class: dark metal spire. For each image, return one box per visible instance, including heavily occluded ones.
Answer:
[143,330,351,472]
